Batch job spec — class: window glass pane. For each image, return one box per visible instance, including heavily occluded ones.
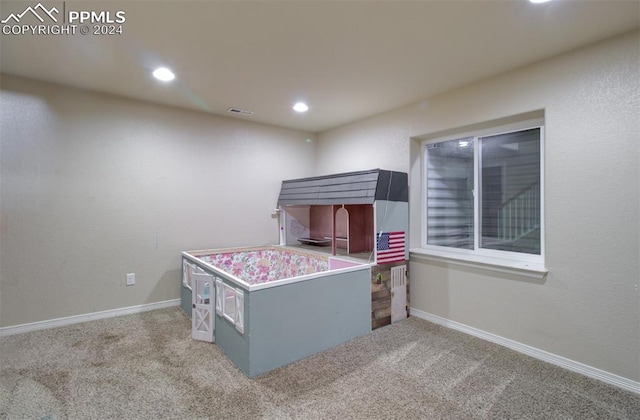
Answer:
[426,138,474,249]
[222,283,236,322]
[480,128,540,254]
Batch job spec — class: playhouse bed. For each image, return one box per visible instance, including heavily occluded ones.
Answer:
[181,246,371,377]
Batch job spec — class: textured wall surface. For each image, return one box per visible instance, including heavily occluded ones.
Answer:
[319,32,640,382]
[0,76,316,327]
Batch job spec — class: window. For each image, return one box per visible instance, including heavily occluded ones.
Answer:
[183,260,208,291]
[215,279,245,334]
[423,120,544,266]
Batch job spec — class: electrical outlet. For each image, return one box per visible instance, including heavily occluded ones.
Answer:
[126,273,135,286]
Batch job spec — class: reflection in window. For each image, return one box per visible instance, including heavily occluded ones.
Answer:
[424,124,543,258]
[426,138,474,249]
[480,128,541,255]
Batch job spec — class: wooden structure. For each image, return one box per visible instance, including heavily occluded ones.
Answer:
[277,169,410,329]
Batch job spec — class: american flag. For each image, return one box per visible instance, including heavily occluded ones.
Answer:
[376,231,406,264]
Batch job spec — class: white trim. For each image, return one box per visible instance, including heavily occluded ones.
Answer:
[249,264,370,291]
[182,260,195,291]
[474,136,480,251]
[410,248,547,279]
[373,201,378,263]
[234,287,244,334]
[184,249,371,292]
[410,308,640,395]
[215,278,223,316]
[0,299,180,337]
[419,118,544,144]
[222,283,236,324]
[538,125,546,261]
[183,251,252,290]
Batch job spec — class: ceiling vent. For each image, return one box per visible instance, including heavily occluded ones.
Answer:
[227,107,253,116]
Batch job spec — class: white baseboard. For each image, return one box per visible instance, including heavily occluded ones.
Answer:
[0,299,181,337]
[410,308,640,395]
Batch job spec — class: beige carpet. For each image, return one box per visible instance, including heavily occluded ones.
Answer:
[1,307,638,419]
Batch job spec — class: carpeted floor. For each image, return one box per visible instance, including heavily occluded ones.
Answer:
[1,307,638,419]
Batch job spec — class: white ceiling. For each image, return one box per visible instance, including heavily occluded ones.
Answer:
[1,0,638,133]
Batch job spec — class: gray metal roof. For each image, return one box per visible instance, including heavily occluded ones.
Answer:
[277,169,408,206]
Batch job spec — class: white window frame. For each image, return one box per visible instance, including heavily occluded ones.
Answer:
[222,283,236,324]
[419,118,546,276]
[216,280,245,334]
[182,260,193,290]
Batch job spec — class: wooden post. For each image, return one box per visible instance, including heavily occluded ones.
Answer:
[332,205,337,256]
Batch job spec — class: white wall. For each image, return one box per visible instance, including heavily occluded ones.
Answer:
[316,109,414,175]
[318,32,640,382]
[0,75,317,327]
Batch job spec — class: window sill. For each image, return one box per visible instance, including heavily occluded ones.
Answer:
[409,248,548,279]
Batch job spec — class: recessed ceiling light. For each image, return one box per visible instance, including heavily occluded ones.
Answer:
[293,102,309,113]
[152,67,175,82]
[529,0,552,3]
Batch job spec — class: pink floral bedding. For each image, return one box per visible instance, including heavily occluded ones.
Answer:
[198,248,328,285]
